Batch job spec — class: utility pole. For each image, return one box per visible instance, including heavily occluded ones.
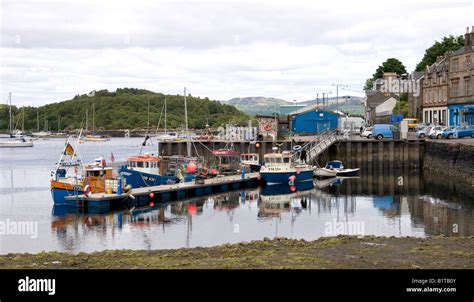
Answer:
[332,84,348,113]
[316,93,319,108]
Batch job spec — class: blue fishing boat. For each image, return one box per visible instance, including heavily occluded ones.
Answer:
[118,154,195,188]
[259,149,313,185]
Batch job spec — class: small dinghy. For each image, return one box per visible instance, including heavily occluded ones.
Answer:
[314,167,337,178]
[325,160,359,177]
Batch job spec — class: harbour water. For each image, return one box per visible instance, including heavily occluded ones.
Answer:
[1,138,473,254]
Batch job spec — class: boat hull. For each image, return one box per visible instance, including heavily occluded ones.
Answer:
[0,141,33,148]
[314,168,337,178]
[336,168,360,177]
[259,169,313,185]
[51,185,84,206]
[118,167,195,188]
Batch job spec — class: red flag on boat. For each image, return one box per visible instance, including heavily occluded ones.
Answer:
[110,152,115,162]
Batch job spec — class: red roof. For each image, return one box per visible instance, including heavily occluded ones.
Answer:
[127,154,160,162]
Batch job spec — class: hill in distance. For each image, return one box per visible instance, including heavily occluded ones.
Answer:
[0,88,250,131]
[225,96,365,116]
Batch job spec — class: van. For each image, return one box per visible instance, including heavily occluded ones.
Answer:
[402,118,418,129]
[373,124,398,140]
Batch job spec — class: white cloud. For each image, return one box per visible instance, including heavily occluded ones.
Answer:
[0,0,472,106]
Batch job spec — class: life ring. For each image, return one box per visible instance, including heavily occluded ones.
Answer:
[288,179,295,186]
[202,168,209,176]
[293,145,302,151]
[83,185,92,198]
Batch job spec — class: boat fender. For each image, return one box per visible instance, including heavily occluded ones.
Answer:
[83,185,92,198]
[288,179,294,186]
[296,169,300,175]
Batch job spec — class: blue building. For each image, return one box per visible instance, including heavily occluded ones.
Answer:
[448,104,474,127]
[291,109,339,134]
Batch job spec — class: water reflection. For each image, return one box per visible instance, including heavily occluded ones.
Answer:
[43,172,474,253]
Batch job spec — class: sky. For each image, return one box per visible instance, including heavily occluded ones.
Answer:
[0,0,473,106]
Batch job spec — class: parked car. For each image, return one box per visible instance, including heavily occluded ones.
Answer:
[442,126,474,139]
[428,126,448,139]
[360,127,373,138]
[416,126,433,138]
[373,124,398,140]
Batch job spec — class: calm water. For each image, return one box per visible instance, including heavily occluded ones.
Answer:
[1,138,473,254]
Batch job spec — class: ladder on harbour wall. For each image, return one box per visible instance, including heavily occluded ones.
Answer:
[292,130,339,166]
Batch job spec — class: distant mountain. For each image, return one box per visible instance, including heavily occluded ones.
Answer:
[225,96,365,116]
[226,97,291,115]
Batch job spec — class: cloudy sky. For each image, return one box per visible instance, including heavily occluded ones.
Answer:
[0,0,472,106]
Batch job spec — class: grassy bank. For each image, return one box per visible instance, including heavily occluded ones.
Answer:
[1,236,473,269]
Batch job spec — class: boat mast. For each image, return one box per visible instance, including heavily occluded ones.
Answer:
[164,97,167,135]
[93,101,95,132]
[147,98,150,133]
[22,107,25,132]
[37,110,39,131]
[8,92,12,135]
[184,87,191,157]
[85,109,88,131]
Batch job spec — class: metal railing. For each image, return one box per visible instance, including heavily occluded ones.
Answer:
[292,130,340,166]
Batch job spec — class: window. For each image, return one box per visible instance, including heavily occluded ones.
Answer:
[452,58,459,72]
[465,77,471,96]
[466,55,471,69]
[283,157,290,163]
[137,161,144,168]
[451,80,459,97]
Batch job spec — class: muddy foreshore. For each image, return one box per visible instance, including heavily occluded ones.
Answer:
[1,236,473,269]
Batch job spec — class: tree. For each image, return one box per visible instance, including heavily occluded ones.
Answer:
[364,58,407,91]
[415,35,464,72]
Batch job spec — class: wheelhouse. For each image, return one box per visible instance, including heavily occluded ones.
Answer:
[212,149,240,174]
[263,151,292,166]
[240,153,259,165]
[127,154,161,174]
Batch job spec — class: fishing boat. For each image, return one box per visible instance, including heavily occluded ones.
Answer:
[0,93,34,148]
[325,160,359,176]
[240,153,261,172]
[50,136,116,205]
[259,148,313,185]
[118,153,196,188]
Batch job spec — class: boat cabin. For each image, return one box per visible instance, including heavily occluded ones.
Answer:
[127,154,161,175]
[212,149,240,174]
[263,151,292,166]
[240,153,259,165]
[325,160,343,170]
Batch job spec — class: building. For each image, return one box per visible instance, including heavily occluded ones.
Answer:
[289,105,339,134]
[365,72,399,125]
[447,26,474,126]
[256,115,278,140]
[408,71,424,121]
[422,56,449,125]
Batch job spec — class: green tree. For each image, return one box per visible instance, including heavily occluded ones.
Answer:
[364,58,407,91]
[415,35,465,72]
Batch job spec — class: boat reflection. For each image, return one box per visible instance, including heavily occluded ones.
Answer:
[49,173,474,252]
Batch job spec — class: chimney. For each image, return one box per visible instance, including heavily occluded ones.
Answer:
[465,26,472,51]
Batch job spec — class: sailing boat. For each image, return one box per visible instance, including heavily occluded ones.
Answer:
[156,97,177,141]
[84,100,110,142]
[0,93,33,148]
